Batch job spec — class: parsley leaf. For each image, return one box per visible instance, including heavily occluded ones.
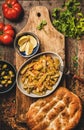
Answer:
[37,20,47,30]
[52,0,84,38]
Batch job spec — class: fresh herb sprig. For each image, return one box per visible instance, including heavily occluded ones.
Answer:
[37,20,47,30]
[52,0,84,38]
[72,56,78,73]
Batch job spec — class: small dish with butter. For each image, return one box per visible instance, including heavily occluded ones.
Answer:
[14,32,40,58]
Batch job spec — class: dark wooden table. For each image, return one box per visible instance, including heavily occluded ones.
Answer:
[0,0,84,130]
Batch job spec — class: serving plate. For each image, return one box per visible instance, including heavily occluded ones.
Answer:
[16,52,64,98]
[0,60,16,94]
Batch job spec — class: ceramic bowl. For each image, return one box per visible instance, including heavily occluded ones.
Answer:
[16,52,64,98]
[0,60,16,94]
[14,32,40,58]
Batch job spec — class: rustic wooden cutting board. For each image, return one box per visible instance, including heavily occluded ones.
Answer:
[16,6,65,123]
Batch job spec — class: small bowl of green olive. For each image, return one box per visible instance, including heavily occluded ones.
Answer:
[0,60,16,94]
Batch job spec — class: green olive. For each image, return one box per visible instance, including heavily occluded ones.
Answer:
[3,76,9,79]
[1,71,5,76]
[1,80,6,84]
[9,71,14,77]
[7,80,12,84]
[2,64,7,69]
[9,70,13,75]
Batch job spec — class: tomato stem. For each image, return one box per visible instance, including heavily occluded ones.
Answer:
[0,31,3,35]
[7,3,12,8]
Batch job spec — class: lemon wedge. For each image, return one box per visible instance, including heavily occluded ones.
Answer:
[18,36,30,46]
[25,42,30,55]
[28,42,34,54]
[30,36,37,48]
[25,42,34,55]
[19,42,27,52]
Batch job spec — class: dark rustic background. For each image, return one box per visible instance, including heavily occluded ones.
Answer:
[0,0,84,130]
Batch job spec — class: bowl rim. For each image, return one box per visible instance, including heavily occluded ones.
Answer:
[0,60,16,94]
[14,32,40,58]
[16,51,64,98]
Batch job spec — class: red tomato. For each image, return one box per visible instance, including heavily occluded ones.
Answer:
[4,30,15,37]
[0,22,15,45]
[0,23,5,31]
[0,34,13,45]
[4,24,13,31]
[2,0,23,20]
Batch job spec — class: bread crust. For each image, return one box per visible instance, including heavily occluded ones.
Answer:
[26,87,82,130]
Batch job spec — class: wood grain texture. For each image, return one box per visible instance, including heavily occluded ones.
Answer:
[76,38,84,103]
[18,6,65,60]
[16,6,65,123]
[0,0,84,130]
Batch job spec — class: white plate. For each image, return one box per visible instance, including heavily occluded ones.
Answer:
[16,52,64,98]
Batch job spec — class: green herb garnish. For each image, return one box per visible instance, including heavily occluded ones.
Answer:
[52,0,84,38]
[37,20,47,30]
[72,56,78,72]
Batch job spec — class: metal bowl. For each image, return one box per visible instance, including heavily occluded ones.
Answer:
[14,32,40,58]
[16,52,64,98]
[0,60,16,94]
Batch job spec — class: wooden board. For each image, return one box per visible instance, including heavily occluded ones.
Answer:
[76,39,84,103]
[0,0,84,129]
[16,6,65,123]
